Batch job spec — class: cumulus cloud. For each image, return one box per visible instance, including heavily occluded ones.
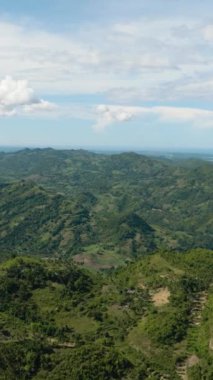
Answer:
[0,76,56,117]
[94,104,213,131]
[0,76,37,107]
[94,104,140,131]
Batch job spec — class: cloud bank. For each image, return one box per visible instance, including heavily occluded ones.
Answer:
[0,76,56,117]
[1,17,213,102]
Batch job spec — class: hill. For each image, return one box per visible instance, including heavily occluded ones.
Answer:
[0,181,155,263]
[0,149,212,264]
[0,249,212,379]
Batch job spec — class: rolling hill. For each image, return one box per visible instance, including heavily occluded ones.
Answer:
[0,149,212,264]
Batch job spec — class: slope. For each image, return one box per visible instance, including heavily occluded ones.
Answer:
[0,249,212,379]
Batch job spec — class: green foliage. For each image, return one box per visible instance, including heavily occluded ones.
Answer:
[38,344,132,380]
[0,149,212,264]
[0,250,211,378]
[0,149,212,379]
[0,340,51,380]
[145,308,188,345]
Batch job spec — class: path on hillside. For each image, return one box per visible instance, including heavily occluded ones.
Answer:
[176,290,208,380]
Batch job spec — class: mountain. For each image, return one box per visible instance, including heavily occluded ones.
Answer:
[0,149,212,265]
[0,249,212,379]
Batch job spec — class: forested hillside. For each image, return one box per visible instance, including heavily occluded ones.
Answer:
[0,249,212,380]
[0,149,212,265]
[0,149,212,379]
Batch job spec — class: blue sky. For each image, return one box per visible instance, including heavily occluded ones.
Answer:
[0,0,213,149]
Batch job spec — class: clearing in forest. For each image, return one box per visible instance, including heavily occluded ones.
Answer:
[151,287,170,306]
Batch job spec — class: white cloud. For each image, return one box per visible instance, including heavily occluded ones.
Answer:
[1,16,213,115]
[94,104,139,131]
[94,104,213,131]
[0,76,37,107]
[0,106,16,117]
[0,76,56,117]
[0,17,211,100]
[23,100,57,114]
[154,106,213,127]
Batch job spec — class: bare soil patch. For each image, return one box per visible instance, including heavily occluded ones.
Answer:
[151,287,170,306]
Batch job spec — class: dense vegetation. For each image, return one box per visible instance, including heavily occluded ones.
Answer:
[0,149,212,265]
[0,149,212,379]
[0,249,212,379]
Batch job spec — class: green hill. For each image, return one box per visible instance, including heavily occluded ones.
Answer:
[0,149,212,265]
[0,249,212,379]
[0,181,156,263]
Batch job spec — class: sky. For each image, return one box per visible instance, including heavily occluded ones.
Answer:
[1,0,213,150]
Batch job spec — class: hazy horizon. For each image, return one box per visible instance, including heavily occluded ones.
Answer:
[1,144,213,156]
